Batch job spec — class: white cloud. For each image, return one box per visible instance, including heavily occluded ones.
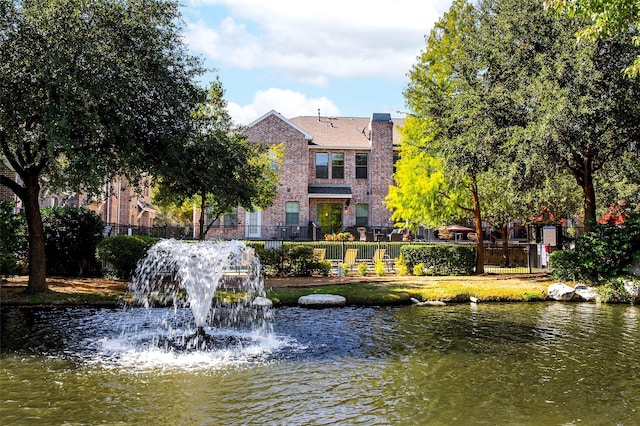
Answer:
[184,0,442,85]
[228,88,341,125]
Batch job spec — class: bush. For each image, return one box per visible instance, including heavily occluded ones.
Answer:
[400,244,475,275]
[549,249,581,281]
[357,262,368,276]
[395,254,409,276]
[413,263,426,276]
[96,235,157,279]
[374,259,385,276]
[550,214,640,284]
[254,244,327,277]
[42,207,104,277]
[0,201,28,276]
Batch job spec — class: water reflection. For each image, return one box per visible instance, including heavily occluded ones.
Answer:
[1,303,639,425]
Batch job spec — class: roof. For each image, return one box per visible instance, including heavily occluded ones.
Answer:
[289,115,404,149]
[247,110,313,141]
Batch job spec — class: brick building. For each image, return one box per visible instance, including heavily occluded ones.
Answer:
[205,110,403,241]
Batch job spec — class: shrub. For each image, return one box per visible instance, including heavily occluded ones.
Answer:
[413,263,426,276]
[400,244,475,275]
[0,201,28,276]
[550,213,640,284]
[549,249,580,281]
[338,263,350,276]
[42,207,104,277]
[395,254,409,276]
[254,244,327,277]
[374,259,385,276]
[96,235,157,279]
[357,262,368,276]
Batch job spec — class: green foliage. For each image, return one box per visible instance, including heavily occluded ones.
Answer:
[254,245,326,277]
[549,249,581,281]
[413,263,426,276]
[1,0,204,292]
[338,263,350,276]
[374,260,386,276]
[41,207,104,277]
[550,213,640,283]
[96,235,157,279]
[153,79,282,240]
[357,262,368,276]
[0,201,27,276]
[395,254,409,276]
[400,244,475,275]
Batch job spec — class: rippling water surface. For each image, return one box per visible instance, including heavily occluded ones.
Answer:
[1,303,639,425]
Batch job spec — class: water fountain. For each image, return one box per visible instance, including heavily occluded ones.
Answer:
[130,239,269,349]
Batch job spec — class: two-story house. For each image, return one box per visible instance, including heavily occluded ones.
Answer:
[205,110,403,241]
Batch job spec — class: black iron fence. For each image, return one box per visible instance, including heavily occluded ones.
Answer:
[103,223,193,240]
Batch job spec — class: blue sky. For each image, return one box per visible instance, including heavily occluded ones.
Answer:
[180,0,453,125]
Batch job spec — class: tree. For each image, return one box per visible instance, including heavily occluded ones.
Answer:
[0,0,203,293]
[153,79,282,240]
[545,0,640,77]
[486,0,640,227]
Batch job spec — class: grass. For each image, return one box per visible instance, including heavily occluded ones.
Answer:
[266,278,551,306]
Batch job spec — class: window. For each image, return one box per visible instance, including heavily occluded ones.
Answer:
[206,207,220,228]
[355,204,369,226]
[356,153,368,179]
[331,153,344,179]
[285,201,299,225]
[224,208,237,228]
[315,153,328,179]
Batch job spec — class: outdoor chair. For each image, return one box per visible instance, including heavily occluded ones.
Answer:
[313,248,326,261]
[343,248,359,271]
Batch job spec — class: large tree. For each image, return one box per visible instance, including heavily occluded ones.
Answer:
[0,0,203,293]
[477,0,640,226]
[545,0,640,77]
[153,79,282,240]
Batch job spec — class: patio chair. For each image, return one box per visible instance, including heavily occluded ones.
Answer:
[313,248,326,261]
[343,248,358,270]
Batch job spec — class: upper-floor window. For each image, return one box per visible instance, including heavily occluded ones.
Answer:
[356,153,368,179]
[315,153,329,179]
[331,153,344,179]
[285,201,299,225]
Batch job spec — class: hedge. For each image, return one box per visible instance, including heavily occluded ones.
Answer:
[399,244,475,275]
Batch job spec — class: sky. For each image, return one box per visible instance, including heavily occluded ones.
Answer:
[180,0,453,125]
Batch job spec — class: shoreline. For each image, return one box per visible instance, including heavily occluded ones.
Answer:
[0,273,561,308]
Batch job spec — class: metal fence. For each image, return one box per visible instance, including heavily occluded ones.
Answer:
[103,223,193,239]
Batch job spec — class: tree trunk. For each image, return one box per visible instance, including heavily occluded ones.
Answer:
[500,225,510,267]
[23,175,48,294]
[471,178,485,274]
[582,166,597,231]
[198,194,206,240]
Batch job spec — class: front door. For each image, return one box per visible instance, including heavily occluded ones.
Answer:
[317,203,343,234]
[245,210,262,238]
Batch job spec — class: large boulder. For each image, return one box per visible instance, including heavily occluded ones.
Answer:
[623,280,640,299]
[574,284,598,302]
[252,296,273,308]
[548,282,576,301]
[298,294,346,308]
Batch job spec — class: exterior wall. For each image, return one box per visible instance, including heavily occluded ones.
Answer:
[369,118,395,227]
[0,163,17,204]
[244,113,310,238]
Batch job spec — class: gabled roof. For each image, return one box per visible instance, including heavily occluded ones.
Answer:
[247,109,313,141]
[290,115,404,149]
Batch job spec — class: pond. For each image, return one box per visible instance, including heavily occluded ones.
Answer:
[1,303,639,425]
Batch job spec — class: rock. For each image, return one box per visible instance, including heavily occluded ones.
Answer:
[630,258,640,277]
[410,298,446,306]
[252,296,273,308]
[470,296,480,304]
[298,294,346,308]
[623,280,640,299]
[548,282,576,301]
[574,284,597,302]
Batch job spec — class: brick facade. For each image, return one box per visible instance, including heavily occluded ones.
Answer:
[205,110,401,240]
